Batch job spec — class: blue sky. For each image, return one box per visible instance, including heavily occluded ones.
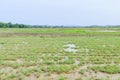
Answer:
[0,0,120,26]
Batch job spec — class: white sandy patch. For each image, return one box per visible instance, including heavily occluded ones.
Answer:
[64,44,76,48]
[97,30,117,32]
[63,44,78,53]
[64,48,78,53]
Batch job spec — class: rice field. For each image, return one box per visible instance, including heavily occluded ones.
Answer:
[0,28,120,80]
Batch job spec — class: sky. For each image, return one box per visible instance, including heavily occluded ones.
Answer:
[0,0,120,26]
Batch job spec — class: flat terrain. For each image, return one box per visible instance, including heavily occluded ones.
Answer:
[0,28,120,80]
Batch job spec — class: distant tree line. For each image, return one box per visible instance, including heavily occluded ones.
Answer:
[0,22,120,28]
[0,22,30,28]
[0,22,66,28]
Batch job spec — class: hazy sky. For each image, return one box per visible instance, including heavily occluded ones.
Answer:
[0,0,120,25]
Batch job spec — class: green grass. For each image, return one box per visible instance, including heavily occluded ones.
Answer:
[88,65,120,74]
[0,28,120,80]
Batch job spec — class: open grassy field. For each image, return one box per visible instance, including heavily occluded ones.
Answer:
[0,28,120,80]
